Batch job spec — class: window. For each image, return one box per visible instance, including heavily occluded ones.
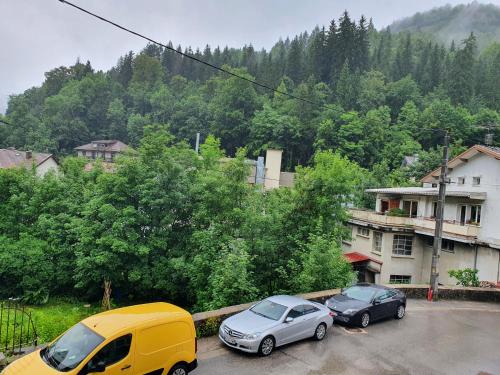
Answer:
[389,275,411,284]
[392,235,413,256]
[457,177,465,185]
[403,200,418,218]
[373,232,383,253]
[287,306,304,319]
[302,304,320,315]
[357,227,370,237]
[425,237,454,253]
[88,334,132,368]
[470,205,481,224]
[472,176,481,186]
[441,239,455,253]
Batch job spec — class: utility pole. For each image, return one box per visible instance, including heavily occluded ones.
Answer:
[429,131,450,301]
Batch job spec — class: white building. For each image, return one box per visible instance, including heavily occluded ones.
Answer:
[343,145,500,286]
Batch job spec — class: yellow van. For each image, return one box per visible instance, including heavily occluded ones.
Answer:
[1,302,198,375]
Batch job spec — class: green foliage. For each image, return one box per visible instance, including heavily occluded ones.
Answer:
[296,233,356,292]
[448,268,480,287]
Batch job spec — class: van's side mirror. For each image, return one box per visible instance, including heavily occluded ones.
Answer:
[86,361,106,373]
[285,317,294,323]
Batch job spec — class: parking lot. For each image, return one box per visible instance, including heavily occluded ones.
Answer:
[197,299,500,375]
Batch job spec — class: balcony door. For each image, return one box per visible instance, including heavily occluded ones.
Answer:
[458,205,467,225]
[403,200,418,218]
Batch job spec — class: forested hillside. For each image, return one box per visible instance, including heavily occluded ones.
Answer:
[1,10,500,180]
[390,2,500,51]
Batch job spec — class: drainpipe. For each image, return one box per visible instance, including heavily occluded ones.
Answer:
[497,250,500,284]
[473,245,478,271]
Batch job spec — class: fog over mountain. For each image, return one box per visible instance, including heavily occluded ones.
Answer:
[390,2,500,50]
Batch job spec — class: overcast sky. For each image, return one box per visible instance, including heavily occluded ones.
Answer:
[1,0,500,113]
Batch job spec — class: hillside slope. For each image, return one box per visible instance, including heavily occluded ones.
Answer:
[389,2,500,50]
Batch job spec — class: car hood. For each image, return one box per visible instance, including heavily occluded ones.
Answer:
[1,350,60,375]
[327,294,371,312]
[223,309,279,334]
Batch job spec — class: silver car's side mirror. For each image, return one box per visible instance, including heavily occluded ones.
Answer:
[285,317,294,323]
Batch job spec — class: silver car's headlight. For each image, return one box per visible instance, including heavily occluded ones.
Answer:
[343,308,358,315]
[243,333,261,340]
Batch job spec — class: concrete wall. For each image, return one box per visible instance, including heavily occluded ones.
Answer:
[35,157,59,177]
[264,149,282,190]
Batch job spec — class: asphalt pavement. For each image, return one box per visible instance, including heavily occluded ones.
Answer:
[196,299,500,375]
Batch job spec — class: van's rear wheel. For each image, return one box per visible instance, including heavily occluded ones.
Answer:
[169,363,188,375]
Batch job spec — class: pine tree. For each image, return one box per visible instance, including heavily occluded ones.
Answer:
[392,33,413,80]
[308,27,327,81]
[355,15,370,72]
[447,33,477,105]
[336,60,358,109]
[286,37,305,83]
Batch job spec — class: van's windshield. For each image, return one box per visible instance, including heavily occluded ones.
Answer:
[41,323,104,372]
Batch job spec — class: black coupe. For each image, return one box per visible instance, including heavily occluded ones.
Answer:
[325,283,406,328]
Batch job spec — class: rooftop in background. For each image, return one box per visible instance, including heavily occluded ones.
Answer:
[421,144,500,183]
[365,187,486,200]
[0,148,53,169]
[75,140,129,153]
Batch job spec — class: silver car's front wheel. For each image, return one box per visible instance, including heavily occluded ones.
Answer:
[314,323,327,340]
[259,336,275,356]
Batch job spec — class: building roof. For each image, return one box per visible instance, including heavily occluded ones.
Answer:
[344,252,383,265]
[365,187,486,200]
[421,144,500,183]
[75,140,129,152]
[0,148,54,169]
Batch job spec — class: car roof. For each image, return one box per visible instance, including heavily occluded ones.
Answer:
[353,283,392,290]
[266,295,310,308]
[81,302,190,338]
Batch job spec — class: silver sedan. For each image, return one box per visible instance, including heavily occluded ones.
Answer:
[219,295,334,356]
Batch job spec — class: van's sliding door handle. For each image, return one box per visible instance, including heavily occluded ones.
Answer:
[121,364,131,370]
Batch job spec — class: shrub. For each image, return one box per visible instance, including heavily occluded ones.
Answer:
[448,268,480,287]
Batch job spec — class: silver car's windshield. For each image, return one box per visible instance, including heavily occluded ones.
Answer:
[342,286,377,303]
[41,323,104,372]
[250,300,288,321]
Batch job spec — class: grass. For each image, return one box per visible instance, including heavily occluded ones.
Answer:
[28,300,101,344]
[1,299,101,349]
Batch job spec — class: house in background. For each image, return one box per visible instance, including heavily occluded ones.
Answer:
[243,149,295,189]
[75,140,129,162]
[344,144,500,286]
[0,148,58,177]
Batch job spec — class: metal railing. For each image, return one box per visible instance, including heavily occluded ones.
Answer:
[0,299,38,355]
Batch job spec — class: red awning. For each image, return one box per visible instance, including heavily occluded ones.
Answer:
[344,252,383,265]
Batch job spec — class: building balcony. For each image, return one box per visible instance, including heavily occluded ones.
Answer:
[349,209,480,241]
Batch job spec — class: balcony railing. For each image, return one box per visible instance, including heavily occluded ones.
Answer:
[349,209,480,238]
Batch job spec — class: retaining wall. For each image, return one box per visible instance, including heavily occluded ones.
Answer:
[193,284,500,336]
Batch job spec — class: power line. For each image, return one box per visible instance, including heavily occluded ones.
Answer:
[58,0,332,110]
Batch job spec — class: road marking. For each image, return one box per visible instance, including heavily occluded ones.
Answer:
[338,326,367,334]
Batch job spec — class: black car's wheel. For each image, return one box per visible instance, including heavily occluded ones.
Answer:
[314,323,327,341]
[395,304,406,319]
[258,335,275,356]
[169,363,188,375]
[360,312,370,328]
